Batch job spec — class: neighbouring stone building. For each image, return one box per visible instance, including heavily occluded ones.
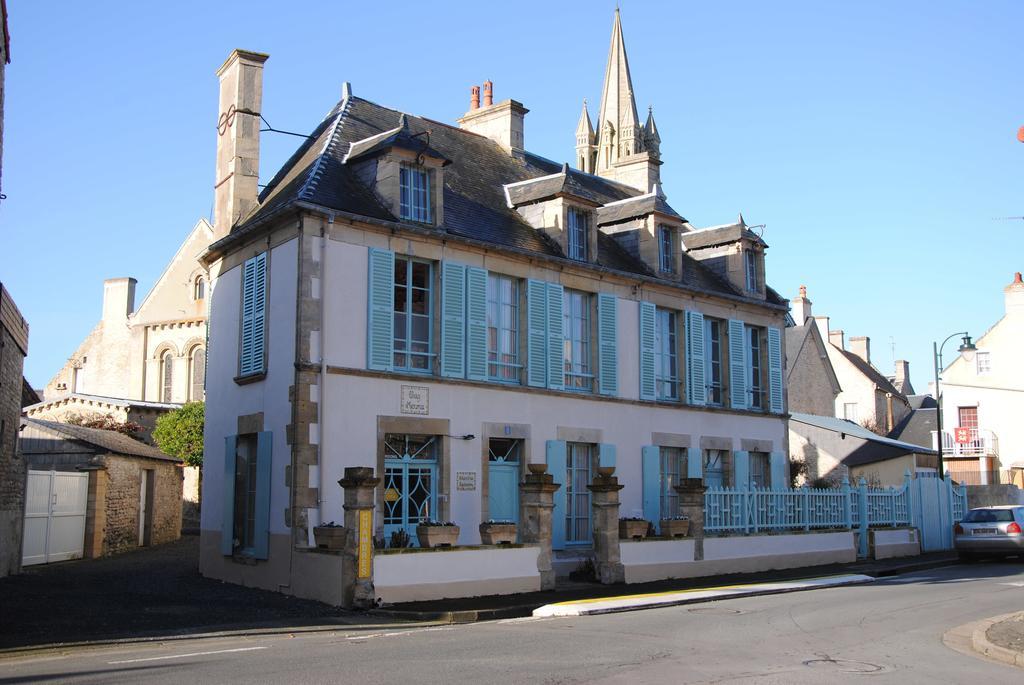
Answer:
[785,287,841,417]
[19,418,182,559]
[200,11,794,606]
[22,394,179,445]
[0,282,29,576]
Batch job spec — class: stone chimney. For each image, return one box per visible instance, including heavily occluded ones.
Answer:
[457,81,528,153]
[1004,271,1024,316]
[828,328,844,350]
[791,285,812,326]
[102,278,136,323]
[893,359,914,394]
[849,336,870,364]
[214,49,269,241]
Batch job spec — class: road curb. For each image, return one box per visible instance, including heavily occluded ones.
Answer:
[970,612,1024,669]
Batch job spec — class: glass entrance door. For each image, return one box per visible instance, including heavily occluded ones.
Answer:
[488,438,521,525]
[383,434,438,545]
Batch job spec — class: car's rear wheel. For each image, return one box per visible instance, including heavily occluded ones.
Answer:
[958,551,976,563]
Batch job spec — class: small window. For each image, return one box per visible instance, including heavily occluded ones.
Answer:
[161,352,173,403]
[704,318,723,406]
[655,308,679,401]
[746,326,764,410]
[976,351,991,375]
[194,276,206,301]
[399,165,431,223]
[563,289,592,391]
[189,347,206,401]
[658,225,674,274]
[232,434,259,552]
[393,257,433,372]
[843,402,858,422]
[487,274,520,382]
[567,208,589,261]
[745,250,758,292]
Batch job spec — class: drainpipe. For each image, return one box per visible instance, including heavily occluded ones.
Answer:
[885,393,894,434]
[316,216,331,537]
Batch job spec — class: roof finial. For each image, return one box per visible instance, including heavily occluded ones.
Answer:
[737,212,746,226]
[799,285,807,298]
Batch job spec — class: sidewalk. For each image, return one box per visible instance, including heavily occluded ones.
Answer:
[371,551,957,622]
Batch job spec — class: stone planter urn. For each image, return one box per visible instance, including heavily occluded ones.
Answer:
[618,518,649,540]
[660,518,691,538]
[416,524,461,548]
[313,525,348,551]
[479,522,517,545]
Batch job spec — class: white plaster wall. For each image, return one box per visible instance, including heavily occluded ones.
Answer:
[621,538,694,565]
[201,239,298,537]
[704,531,853,560]
[375,545,541,603]
[871,527,919,559]
[941,383,1024,470]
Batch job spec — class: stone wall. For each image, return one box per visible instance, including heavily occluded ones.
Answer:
[101,454,182,555]
[966,484,1024,509]
[0,323,27,576]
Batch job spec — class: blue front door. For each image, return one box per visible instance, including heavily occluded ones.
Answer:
[488,438,521,525]
[383,434,438,546]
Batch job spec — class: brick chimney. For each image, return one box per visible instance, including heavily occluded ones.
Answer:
[828,328,844,350]
[214,49,269,241]
[457,80,528,152]
[1004,271,1024,316]
[849,336,870,364]
[791,285,812,326]
[470,85,480,110]
[102,278,137,323]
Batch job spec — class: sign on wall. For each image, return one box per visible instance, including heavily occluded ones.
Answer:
[954,427,972,444]
[357,509,372,579]
[456,471,477,491]
[400,385,429,415]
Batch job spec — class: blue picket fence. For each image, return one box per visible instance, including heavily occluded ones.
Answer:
[704,472,967,538]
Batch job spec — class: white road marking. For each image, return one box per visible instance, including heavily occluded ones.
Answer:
[999,581,1024,587]
[346,626,453,641]
[107,646,267,664]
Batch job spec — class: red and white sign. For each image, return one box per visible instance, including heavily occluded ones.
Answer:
[954,427,972,444]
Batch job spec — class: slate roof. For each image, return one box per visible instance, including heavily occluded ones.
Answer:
[790,412,937,466]
[595,192,683,224]
[681,223,769,250]
[217,94,785,307]
[20,418,180,462]
[907,394,938,411]
[889,407,936,450]
[837,349,907,401]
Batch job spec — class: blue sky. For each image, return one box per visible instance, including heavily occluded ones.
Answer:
[1,1,1020,391]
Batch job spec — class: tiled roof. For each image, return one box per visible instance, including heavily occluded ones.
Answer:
[20,418,180,462]
[838,349,906,400]
[220,94,782,306]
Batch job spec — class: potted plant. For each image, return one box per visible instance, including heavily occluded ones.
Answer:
[416,521,461,548]
[313,521,347,550]
[659,516,691,538]
[618,517,649,540]
[479,520,517,545]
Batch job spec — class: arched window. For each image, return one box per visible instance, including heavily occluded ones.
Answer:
[161,352,173,403]
[190,347,205,401]
[194,276,206,301]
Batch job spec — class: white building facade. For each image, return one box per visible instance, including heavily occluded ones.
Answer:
[200,14,791,604]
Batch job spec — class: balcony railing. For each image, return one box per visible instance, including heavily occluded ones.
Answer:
[934,428,999,458]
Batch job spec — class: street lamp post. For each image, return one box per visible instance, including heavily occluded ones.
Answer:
[933,332,977,478]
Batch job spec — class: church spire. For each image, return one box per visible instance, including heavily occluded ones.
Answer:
[575,99,597,173]
[596,8,641,174]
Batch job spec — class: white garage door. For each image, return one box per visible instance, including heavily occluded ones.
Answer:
[22,470,89,566]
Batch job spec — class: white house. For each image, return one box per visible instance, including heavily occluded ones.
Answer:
[935,272,1024,485]
[199,12,791,605]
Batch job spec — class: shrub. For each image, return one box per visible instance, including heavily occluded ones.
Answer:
[152,402,205,467]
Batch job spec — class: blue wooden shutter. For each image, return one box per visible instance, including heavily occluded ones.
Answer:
[638,302,657,401]
[641,445,661,526]
[687,447,703,480]
[239,258,256,375]
[768,326,784,413]
[251,252,267,374]
[466,267,489,381]
[546,283,564,391]
[546,440,568,550]
[526,280,548,387]
[221,435,237,555]
[770,451,787,490]
[685,311,706,406]
[253,431,273,560]
[597,294,618,396]
[733,450,750,490]
[599,443,617,470]
[440,262,466,378]
[366,248,395,371]
[728,319,748,410]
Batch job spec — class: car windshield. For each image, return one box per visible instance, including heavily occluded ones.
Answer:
[963,509,1016,523]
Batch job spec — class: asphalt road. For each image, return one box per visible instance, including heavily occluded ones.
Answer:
[3,562,1024,684]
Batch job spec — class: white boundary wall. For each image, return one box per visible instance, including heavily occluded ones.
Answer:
[621,531,857,584]
[870,528,920,560]
[375,545,542,604]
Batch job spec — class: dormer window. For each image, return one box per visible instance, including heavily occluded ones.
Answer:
[567,207,590,261]
[744,249,758,292]
[658,225,674,274]
[399,165,431,223]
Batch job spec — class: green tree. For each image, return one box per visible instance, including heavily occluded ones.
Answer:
[153,402,205,467]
